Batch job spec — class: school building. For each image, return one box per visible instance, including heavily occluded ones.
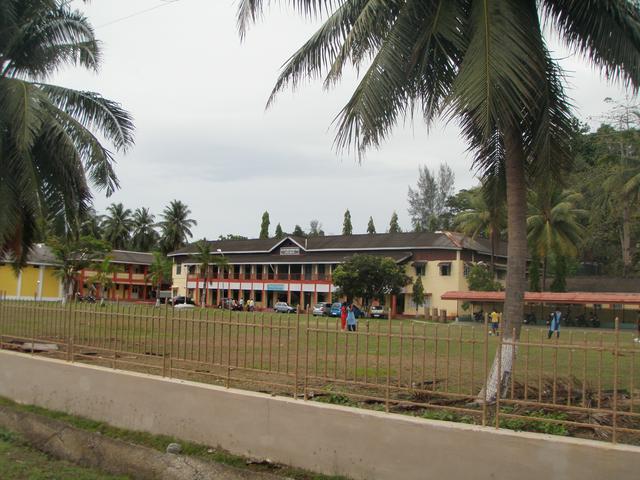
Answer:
[168,231,508,316]
[0,245,157,302]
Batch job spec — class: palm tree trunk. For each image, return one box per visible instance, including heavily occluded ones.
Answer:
[477,126,527,403]
[490,229,496,275]
[621,204,632,277]
[542,256,547,291]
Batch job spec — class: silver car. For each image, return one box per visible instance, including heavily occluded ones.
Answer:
[312,303,331,316]
[370,305,387,319]
[274,301,296,314]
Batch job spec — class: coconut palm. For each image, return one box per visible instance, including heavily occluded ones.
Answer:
[159,200,197,254]
[527,188,586,290]
[0,0,134,264]
[193,238,213,306]
[454,183,506,272]
[101,203,133,250]
[238,0,640,400]
[147,251,172,306]
[131,207,159,252]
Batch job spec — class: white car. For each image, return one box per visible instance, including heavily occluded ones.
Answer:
[312,303,331,316]
[174,302,195,309]
[274,302,296,314]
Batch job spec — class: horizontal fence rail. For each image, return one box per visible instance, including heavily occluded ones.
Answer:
[0,297,638,445]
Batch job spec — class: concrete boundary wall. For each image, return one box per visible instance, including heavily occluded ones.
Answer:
[0,350,637,480]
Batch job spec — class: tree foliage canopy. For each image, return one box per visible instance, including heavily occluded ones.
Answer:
[0,0,134,264]
[332,254,410,306]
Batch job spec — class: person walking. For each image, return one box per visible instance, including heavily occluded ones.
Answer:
[490,308,500,336]
[340,302,347,330]
[346,304,357,332]
[548,308,562,339]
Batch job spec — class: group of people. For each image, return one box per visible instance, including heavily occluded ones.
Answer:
[218,298,256,311]
[340,302,358,331]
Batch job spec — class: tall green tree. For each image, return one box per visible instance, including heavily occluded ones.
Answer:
[159,200,197,254]
[0,0,134,264]
[454,184,506,272]
[131,207,158,252]
[48,235,111,303]
[309,219,325,236]
[101,203,133,250]
[332,254,409,308]
[527,188,585,290]
[407,163,455,231]
[342,209,352,235]
[259,211,270,239]
[147,251,172,306]
[411,276,425,318]
[239,0,640,401]
[292,224,306,237]
[87,256,119,301]
[388,212,402,234]
[193,238,213,306]
[274,223,284,239]
[367,217,376,234]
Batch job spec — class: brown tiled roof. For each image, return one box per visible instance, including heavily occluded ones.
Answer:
[110,250,154,265]
[169,231,496,257]
[181,250,413,265]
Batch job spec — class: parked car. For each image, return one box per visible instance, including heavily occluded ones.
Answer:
[274,301,296,314]
[370,305,387,319]
[312,303,332,316]
[330,302,342,317]
[171,296,195,306]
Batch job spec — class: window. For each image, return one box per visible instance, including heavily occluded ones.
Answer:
[414,263,426,276]
[439,263,451,276]
[175,263,182,275]
[188,265,196,275]
[463,263,471,278]
[254,290,263,302]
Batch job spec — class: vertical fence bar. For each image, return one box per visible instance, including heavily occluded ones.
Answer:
[495,328,503,429]
[581,331,587,408]
[385,316,392,412]
[482,315,488,426]
[567,330,574,406]
[612,317,620,443]
[294,311,300,398]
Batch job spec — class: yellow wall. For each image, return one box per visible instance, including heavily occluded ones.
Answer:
[173,262,188,297]
[0,265,19,296]
[42,268,61,298]
[402,255,467,316]
[20,265,40,298]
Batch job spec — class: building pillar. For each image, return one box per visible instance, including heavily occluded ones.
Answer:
[37,266,44,300]
[391,295,397,318]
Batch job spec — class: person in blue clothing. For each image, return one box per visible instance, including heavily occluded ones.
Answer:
[548,308,561,339]
[346,304,357,332]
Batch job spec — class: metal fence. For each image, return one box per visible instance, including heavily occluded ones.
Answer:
[0,297,638,445]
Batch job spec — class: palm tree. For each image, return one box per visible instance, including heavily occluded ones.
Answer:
[238,0,640,401]
[527,188,586,289]
[131,207,159,252]
[0,0,134,264]
[527,187,586,290]
[193,238,213,306]
[101,203,133,250]
[147,251,172,306]
[159,200,197,254]
[454,184,506,273]
[87,256,119,301]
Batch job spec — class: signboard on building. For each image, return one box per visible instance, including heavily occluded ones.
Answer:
[266,284,286,291]
[280,247,300,256]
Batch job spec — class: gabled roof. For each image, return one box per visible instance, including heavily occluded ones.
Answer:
[2,246,154,267]
[168,231,507,257]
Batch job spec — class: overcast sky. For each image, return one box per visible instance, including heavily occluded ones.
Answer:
[57,0,629,240]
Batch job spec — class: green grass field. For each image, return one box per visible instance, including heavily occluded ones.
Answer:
[1,301,637,403]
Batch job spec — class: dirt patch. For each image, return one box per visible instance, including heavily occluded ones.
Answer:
[0,406,288,480]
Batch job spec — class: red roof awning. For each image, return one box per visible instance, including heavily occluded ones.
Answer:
[441,291,640,305]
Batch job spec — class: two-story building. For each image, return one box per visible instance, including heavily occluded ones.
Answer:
[0,245,158,302]
[168,232,507,316]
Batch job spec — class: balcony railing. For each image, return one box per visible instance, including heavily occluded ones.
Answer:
[187,273,332,283]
